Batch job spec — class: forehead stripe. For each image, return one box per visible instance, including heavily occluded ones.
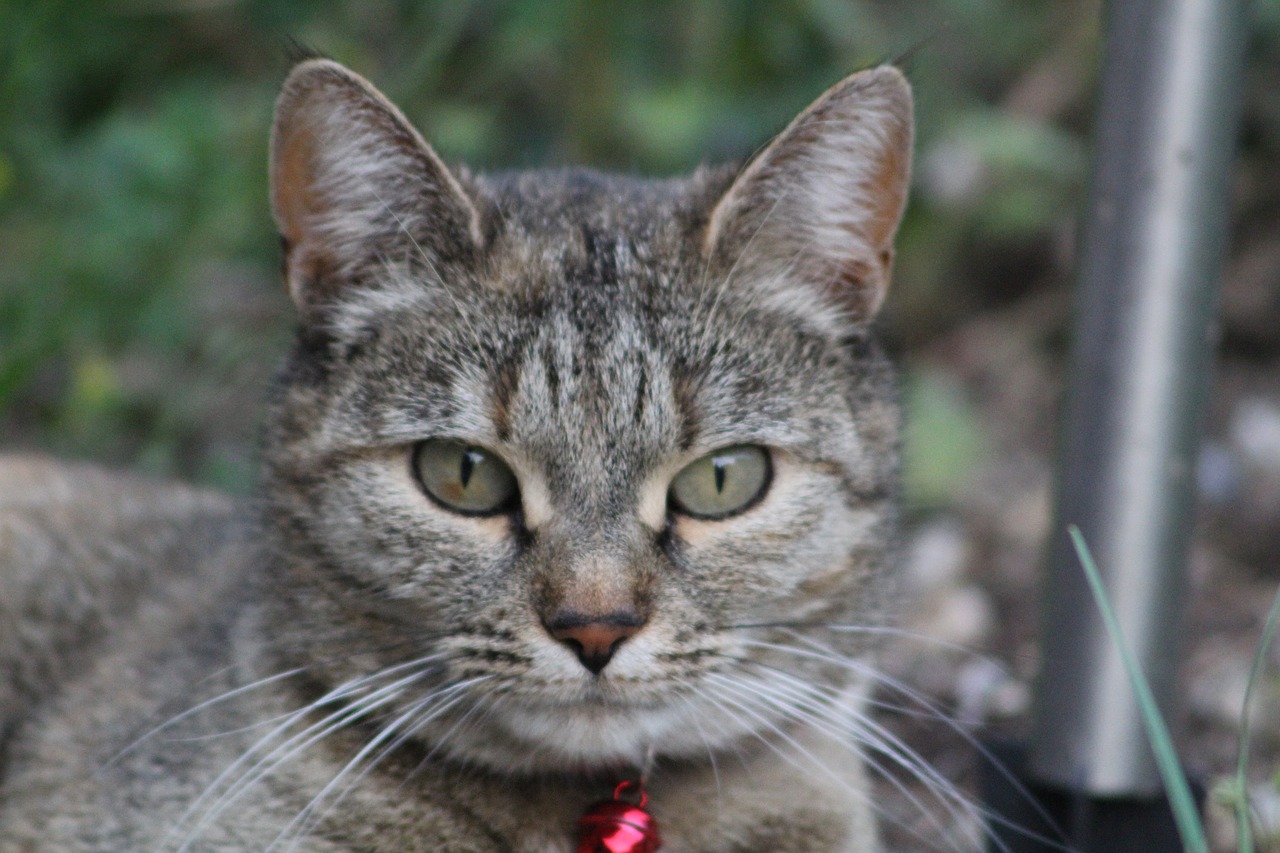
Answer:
[490,358,522,442]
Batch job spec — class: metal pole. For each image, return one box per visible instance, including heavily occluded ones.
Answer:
[1028,0,1246,802]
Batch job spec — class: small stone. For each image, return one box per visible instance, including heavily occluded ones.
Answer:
[953,657,1030,725]
[1197,441,1243,505]
[987,679,1031,719]
[1230,398,1280,475]
[927,584,995,648]
[905,518,970,594]
[1248,782,1280,845]
[1188,653,1251,726]
[1187,646,1280,734]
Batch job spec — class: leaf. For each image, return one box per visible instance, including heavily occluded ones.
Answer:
[1068,526,1210,853]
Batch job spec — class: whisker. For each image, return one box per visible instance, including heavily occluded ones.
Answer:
[770,669,990,846]
[721,661,960,837]
[705,672,863,797]
[702,672,962,851]
[273,699,430,853]
[674,691,725,802]
[171,685,411,852]
[738,636,973,729]
[103,666,308,771]
[683,688,770,784]
[274,675,493,852]
[387,680,503,796]
[732,637,1071,851]
[415,682,493,764]
[706,666,962,845]
[163,655,448,852]
[722,619,989,657]
[159,677,375,849]
[162,710,319,744]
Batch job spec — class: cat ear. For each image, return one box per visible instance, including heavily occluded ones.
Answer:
[703,66,913,325]
[270,59,484,318]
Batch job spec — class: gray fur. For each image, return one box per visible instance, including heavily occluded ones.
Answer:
[0,59,913,851]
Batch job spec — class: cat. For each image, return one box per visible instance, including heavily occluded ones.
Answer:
[0,57,912,852]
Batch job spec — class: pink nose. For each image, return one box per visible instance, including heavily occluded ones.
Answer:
[547,613,645,675]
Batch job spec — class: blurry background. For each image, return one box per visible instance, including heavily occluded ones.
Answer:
[1,1,1279,847]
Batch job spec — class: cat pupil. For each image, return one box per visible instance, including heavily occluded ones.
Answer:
[459,450,476,489]
[714,459,727,494]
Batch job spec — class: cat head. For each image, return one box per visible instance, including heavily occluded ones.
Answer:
[261,59,911,773]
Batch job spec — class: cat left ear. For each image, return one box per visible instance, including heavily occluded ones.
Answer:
[703,67,913,326]
[270,59,484,319]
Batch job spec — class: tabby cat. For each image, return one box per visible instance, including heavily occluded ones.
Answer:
[0,57,912,851]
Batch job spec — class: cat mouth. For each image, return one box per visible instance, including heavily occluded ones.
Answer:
[528,685,670,712]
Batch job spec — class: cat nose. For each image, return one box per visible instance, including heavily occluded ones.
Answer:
[546,611,645,675]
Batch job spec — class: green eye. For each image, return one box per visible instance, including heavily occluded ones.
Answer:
[668,445,771,520]
[413,440,519,516]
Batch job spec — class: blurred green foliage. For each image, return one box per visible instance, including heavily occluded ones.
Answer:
[903,369,988,511]
[0,1,1275,501]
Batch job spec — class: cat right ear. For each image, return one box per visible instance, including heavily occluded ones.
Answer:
[270,59,484,319]
[703,66,913,330]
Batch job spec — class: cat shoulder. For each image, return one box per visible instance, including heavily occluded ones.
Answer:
[0,454,249,739]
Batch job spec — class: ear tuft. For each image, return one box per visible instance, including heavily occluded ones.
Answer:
[270,59,483,318]
[704,66,914,327]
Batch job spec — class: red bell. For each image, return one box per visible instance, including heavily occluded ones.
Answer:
[576,781,662,853]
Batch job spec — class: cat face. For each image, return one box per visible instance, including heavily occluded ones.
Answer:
[260,60,910,773]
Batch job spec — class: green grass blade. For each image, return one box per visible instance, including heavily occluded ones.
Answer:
[1233,585,1280,853]
[1067,525,1209,853]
